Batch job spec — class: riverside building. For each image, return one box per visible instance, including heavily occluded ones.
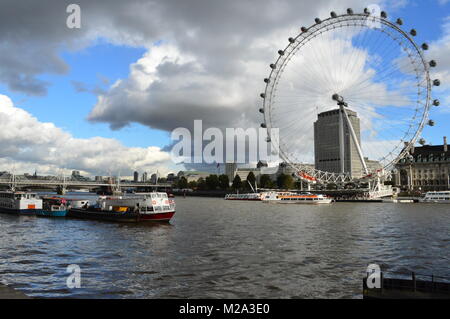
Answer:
[395,137,450,191]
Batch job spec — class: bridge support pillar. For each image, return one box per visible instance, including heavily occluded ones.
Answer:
[56,186,67,195]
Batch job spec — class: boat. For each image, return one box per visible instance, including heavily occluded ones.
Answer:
[419,191,450,203]
[67,192,175,223]
[262,191,333,204]
[66,199,91,209]
[36,197,68,217]
[224,193,264,201]
[70,188,90,193]
[0,191,43,215]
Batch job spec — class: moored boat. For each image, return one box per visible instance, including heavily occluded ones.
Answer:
[0,191,43,215]
[262,191,333,204]
[419,191,450,203]
[36,197,68,217]
[224,193,264,201]
[67,192,175,223]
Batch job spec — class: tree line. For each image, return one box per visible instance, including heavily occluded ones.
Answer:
[173,172,298,191]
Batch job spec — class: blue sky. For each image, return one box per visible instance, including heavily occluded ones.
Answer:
[2,42,171,149]
[2,0,447,149]
[0,0,449,176]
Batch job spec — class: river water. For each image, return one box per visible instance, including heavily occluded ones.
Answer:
[0,195,449,298]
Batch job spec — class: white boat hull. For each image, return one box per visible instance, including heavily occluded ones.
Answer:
[263,199,333,204]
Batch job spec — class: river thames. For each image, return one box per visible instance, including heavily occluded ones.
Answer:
[0,196,449,298]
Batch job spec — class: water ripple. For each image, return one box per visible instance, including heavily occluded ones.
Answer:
[0,198,449,298]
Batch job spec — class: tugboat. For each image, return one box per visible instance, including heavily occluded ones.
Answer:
[67,192,175,223]
[36,197,68,217]
[0,191,43,215]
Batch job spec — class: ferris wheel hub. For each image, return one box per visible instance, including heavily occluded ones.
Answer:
[332,94,347,107]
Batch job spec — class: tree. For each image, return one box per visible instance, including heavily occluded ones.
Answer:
[277,173,294,189]
[188,180,198,189]
[259,174,273,188]
[197,177,207,190]
[157,177,167,183]
[178,176,188,189]
[246,172,256,189]
[218,174,230,190]
[206,174,220,190]
[231,175,242,191]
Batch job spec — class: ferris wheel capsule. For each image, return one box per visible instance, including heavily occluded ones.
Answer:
[260,123,267,128]
[259,108,265,114]
[428,120,435,126]
[315,18,322,24]
[429,60,437,67]
[410,29,417,36]
[364,8,369,14]
[381,11,387,18]
[433,99,440,106]
[396,18,403,25]
[270,64,276,69]
[419,138,426,145]
[260,93,266,98]
[347,8,353,15]
[288,37,295,43]
[433,79,441,86]
[301,27,307,32]
[330,11,337,18]
[421,43,429,50]
[278,50,284,56]
[264,78,270,83]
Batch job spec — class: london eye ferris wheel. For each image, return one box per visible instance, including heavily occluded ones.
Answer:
[259,8,440,184]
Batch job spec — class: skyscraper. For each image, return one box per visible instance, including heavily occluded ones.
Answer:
[314,108,363,178]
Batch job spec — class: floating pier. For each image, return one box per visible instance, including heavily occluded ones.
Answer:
[363,272,450,299]
[0,283,30,299]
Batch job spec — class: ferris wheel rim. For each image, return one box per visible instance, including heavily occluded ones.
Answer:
[260,11,434,183]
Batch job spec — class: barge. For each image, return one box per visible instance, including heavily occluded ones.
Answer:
[67,192,175,223]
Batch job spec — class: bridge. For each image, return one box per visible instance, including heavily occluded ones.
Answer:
[0,175,172,194]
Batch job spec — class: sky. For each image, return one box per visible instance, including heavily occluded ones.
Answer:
[0,0,449,177]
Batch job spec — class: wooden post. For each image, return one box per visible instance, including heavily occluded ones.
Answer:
[380,271,383,294]
[412,272,416,292]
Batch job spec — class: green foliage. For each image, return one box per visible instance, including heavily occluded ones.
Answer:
[259,174,275,188]
[218,174,230,190]
[178,176,188,189]
[205,174,220,190]
[232,174,242,191]
[188,180,198,189]
[246,172,256,186]
[197,177,207,190]
[277,173,294,189]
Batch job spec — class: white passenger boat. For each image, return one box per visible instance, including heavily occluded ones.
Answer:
[0,191,43,215]
[262,191,333,204]
[224,193,264,201]
[419,191,450,203]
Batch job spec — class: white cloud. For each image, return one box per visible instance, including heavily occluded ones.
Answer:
[0,95,173,176]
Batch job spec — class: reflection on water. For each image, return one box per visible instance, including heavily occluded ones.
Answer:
[0,196,449,298]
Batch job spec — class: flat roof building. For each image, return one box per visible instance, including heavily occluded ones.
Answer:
[314,108,363,178]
